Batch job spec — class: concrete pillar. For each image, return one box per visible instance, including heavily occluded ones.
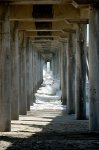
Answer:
[39,55,42,84]
[29,41,33,106]
[40,57,43,83]
[38,53,40,87]
[36,52,38,88]
[11,22,19,120]
[59,48,61,82]
[75,24,87,120]
[61,42,67,105]
[51,55,54,76]
[54,51,58,79]
[39,55,42,85]
[89,6,99,131]
[19,32,27,115]
[35,51,38,90]
[54,54,57,78]
[57,50,60,79]
[67,34,75,114]
[54,54,56,78]
[36,51,40,90]
[40,55,43,84]
[52,54,55,78]
[50,60,52,71]
[32,48,35,103]
[0,6,11,131]
[72,34,76,104]
[33,50,37,95]
[26,38,33,110]
[26,38,30,110]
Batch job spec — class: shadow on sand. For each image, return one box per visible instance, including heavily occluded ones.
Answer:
[0,108,99,150]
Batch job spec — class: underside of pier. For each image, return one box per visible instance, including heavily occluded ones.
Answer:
[0,0,99,149]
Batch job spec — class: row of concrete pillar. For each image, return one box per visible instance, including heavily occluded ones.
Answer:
[0,5,99,132]
[51,6,99,131]
[0,7,44,131]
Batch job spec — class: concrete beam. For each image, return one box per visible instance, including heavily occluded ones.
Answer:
[18,21,73,32]
[65,19,88,24]
[30,36,60,39]
[63,28,76,33]
[6,0,71,5]
[26,31,68,38]
[53,4,80,19]
[73,0,99,5]
[9,4,80,21]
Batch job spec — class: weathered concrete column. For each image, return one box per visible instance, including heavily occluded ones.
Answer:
[11,22,19,120]
[32,48,35,103]
[75,24,87,120]
[36,51,40,90]
[60,41,67,105]
[50,59,53,72]
[33,50,37,94]
[89,6,99,131]
[0,6,11,131]
[40,57,44,83]
[54,51,59,79]
[56,50,60,79]
[39,55,42,84]
[51,55,54,75]
[40,55,43,84]
[26,39,33,110]
[59,48,62,82]
[26,38,30,110]
[67,34,75,114]
[38,53,41,87]
[39,54,43,85]
[35,51,38,91]
[19,32,27,115]
[29,41,33,107]
[54,53,57,78]
[52,54,55,78]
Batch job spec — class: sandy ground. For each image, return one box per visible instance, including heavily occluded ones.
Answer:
[0,102,99,150]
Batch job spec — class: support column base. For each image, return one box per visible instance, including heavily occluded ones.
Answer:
[67,110,75,115]
[76,115,87,120]
[11,116,19,120]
